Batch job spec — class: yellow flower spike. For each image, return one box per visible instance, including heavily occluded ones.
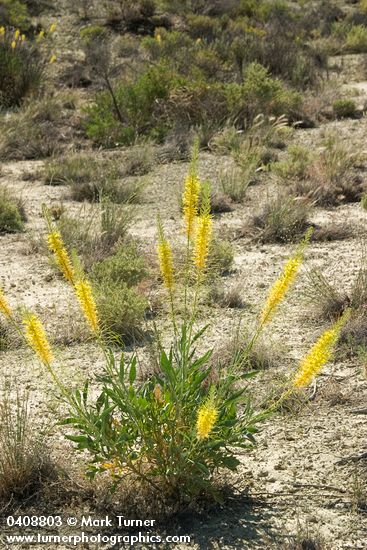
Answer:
[0,27,5,36]
[74,279,99,334]
[193,213,212,272]
[260,228,312,326]
[196,397,218,440]
[14,29,20,39]
[260,256,301,326]
[0,287,12,319]
[50,54,57,64]
[183,174,200,239]
[157,220,174,292]
[293,310,351,389]
[38,30,45,40]
[11,40,16,49]
[155,32,162,43]
[47,231,75,284]
[23,313,54,366]
[193,182,212,273]
[182,141,201,239]
[21,34,26,42]
[49,23,57,33]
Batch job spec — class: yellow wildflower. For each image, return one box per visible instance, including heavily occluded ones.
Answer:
[155,32,162,43]
[193,213,212,272]
[49,54,57,63]
[260,228,312,326]
[49,23,57,33]
[23,313,53,366]
[153,385,163,402]
[157,221,174,292]
[294,310,350,388]
[183,174,200,239]
[38,30,45,40]
[21,34,26,42]
[0,27,5,36]
[260,256,301,326]
[14,29,20,40]
[196,401,218,440]
[11,40,16,49]
[0,287,12,319]
[47,231,75,284]
[74,279,99,334]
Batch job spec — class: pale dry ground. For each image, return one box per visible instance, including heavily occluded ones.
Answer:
[1,44,367,550]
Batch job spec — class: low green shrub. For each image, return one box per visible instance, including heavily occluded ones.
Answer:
[85,64,183,147]
[94,281,147,344]
[332,98,357,118]
[346,24,367,52]
[0,186,26,233]
[91,242,147,287]
[0,0,30,31]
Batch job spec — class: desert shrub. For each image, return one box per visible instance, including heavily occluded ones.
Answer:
[346,24,367,52]
[94,281,147,343]
[251,194,311,243]
[80,25,107,43]
[91,242,147,287]
[273,145,312,180]
[0,97,63,160]
[0,186,26,233]
[0,386,52,501]
[0,28,43,108]
[88,228,149,344]
[239,63,302,122]
[0,0,30,30]
[85,64,182,147]
[186,14,221,41]
[332,98,357,118]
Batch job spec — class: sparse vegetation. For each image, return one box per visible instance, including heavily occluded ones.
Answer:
[0,0,365,545]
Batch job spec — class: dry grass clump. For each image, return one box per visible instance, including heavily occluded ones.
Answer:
[45,153,144,203]
[208,282,246,309]
[249,194,311,244]
[0,186,27,233]
[305,250,367,356]
[121,143,154,176]
[277,133,366,206]
[210,333,280,372]
[0,98,66,161]
[0,386,53,502]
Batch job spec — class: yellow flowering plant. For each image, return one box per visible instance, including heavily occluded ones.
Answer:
[0,147,349,503]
